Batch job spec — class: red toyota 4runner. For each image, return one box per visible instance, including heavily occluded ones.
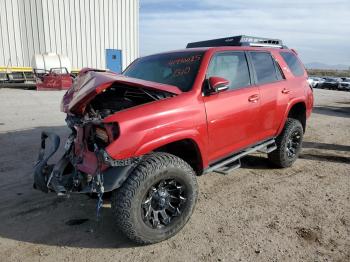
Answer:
[34,35,313,244]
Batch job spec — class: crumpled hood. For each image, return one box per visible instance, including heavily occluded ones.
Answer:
[61,70,182,115]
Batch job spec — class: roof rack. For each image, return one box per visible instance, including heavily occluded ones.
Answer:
[186,35,286,49]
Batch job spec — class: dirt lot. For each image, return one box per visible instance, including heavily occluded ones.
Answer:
[0,88,349,262]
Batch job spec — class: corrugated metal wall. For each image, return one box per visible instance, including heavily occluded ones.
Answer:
[0,0,139,70]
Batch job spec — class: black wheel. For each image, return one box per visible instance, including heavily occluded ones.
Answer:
[111,152,198,244]
[268,118,303,168]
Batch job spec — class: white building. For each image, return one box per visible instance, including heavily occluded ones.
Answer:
[0,0,139,72]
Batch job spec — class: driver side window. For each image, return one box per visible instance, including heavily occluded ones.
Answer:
[207,52,251,90]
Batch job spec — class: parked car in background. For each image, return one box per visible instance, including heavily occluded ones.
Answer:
[307,76,324,88]
[338,77,350,91]
[320,77,342,90]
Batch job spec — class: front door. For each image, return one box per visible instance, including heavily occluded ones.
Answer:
[106,49,122,73]
[203,51,261,162]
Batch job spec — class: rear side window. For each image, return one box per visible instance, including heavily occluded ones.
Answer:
[207,52,251,90]
[250,52,280,84]
[275,61,285,81]
[280,52,305,77]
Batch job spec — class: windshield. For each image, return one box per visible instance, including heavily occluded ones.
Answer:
[123,51,204,92]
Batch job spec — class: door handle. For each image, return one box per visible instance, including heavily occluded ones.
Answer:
[282,88,290,94]
[248,94,259,103]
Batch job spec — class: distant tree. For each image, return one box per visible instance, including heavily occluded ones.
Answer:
[307,69,350,77]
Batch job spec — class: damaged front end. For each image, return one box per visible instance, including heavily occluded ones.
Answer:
[33,124,139,197]
[33,70,179,203]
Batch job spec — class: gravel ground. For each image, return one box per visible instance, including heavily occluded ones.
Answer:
[0,88,349,262]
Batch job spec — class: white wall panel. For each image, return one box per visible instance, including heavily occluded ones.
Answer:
[103,0,110,65]
[62,0,72,66]
[121,0,126,69]
[11,0,23,64]
[0,0,139,70]
[74,0,83,67]
[97,0,104,68]
[0,0,10,66]
[41,0,51,53]
[0,2,5,64]
[46,0,56,52]
[4,0,18,65]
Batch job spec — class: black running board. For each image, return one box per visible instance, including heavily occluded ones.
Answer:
[206,139,276,175]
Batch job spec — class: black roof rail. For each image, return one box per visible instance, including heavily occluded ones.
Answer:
[186,35,287,49]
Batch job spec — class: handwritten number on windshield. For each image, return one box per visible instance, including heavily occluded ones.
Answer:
[173,67,191,77]
[168,55,202,66]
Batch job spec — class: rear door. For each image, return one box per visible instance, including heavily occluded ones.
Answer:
[248,51,288,140]
[203,51,261,162]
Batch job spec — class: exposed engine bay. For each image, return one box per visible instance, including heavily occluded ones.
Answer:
[86,84,174,119]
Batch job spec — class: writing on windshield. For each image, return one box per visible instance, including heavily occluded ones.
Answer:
[124,51,204,92]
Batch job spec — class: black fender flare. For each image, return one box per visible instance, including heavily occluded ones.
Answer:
[102,165,137,192]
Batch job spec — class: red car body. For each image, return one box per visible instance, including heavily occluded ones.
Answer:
[61,46,313,176]
[32,36,314,244]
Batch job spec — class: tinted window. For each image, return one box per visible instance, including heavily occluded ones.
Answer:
[280,52,304,77]
[274,60,285,80]
[250,52,279,84]
[123,51,204,92]
[207,52,250,90]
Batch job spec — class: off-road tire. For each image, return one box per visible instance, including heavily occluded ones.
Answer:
[268,118,303,168]
[111,152,198,244]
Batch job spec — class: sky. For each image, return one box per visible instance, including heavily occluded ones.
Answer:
[140,0,350,66]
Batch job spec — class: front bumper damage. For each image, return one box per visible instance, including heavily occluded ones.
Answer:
[33,132,61,193]
[33,131,139,198]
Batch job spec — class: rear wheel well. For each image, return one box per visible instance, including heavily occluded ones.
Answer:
[155,139,203,175]
[288,102,306,132]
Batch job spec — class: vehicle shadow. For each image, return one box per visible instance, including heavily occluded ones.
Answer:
[312,105,350,118]
[240,140,350,169]
[0,126,136,249]
[299,152,350,164]
[300,141,350,164]
[336,101,350,105]
[240,154,273,170]
[303,141,350,152]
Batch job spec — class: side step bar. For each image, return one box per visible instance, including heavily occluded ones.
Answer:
[206,139,276,175]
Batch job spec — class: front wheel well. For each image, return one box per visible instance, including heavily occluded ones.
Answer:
[154,139,203,176]
[288,102,306,132]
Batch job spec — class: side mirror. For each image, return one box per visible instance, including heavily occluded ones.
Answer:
[208,76,229,94]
